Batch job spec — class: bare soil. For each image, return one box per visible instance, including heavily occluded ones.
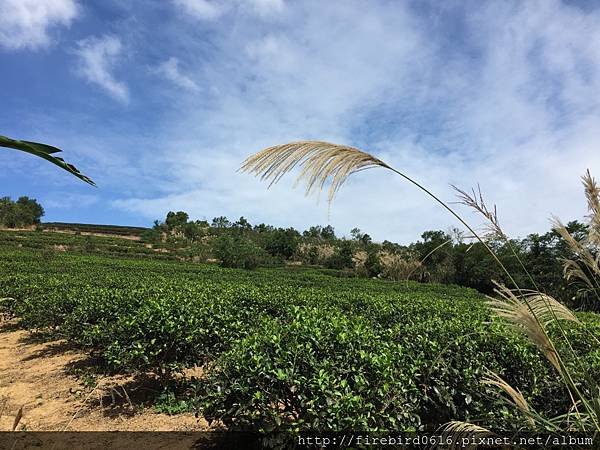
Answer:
[0,321,207,432]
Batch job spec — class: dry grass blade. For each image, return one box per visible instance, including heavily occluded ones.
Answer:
[582,170,600,247]
[482,372,534,427]
[240,141,391,205]
[12,405,23,431]
[0,397,7,422]
[487,282,579,372]
[562,259,595,289]
[553,218,600,278]
[436,421,495,450]
[452,184,504,240]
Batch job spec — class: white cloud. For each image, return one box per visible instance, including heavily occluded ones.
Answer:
[74,35,129,103]
[154,57,201,92]
[0,0,78,50]
[173,0,284,20]
[172,0,226,20]
[38,0,595,243]
[247,0,285,16]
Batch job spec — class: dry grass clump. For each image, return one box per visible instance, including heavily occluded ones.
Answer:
[379,252,425,281]
[352,250,368,267]
[481,372,534,426]
[296,243,336,265]
[0,397,23,431]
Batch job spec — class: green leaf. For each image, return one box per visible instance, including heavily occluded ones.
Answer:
[0,135,96,186]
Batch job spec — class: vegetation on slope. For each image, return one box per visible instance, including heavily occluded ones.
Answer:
[1,245,599,440]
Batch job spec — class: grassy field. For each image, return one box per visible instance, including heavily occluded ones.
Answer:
[1,230,599,439]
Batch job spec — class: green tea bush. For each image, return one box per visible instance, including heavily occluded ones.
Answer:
[199,307,422,433]
[1,245,599,437]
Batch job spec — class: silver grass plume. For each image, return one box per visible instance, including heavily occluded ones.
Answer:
[487,282,579,373]
[482,371,535,427]
[240,141,392,205]
[582,170,600,247]
[436,421,495,450]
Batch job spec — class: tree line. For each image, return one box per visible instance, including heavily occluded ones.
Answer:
[2,195,590,311]
[143,210,593,311]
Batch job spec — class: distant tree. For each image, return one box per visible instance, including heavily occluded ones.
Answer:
[364,248,382,277]
[381,240,403,254]
[361,234,372,246]
[264,228,300,259]
[303,225,335,240]
[233,216,252,231]
[182,222,203,242]
[453,242,502,293]
[15,196,44,225]
[413,230,455,283]
[213,235,265,270]
[351,228,372,246]
[303,225,323,239]
[321,225,336,240]
[326,240,354,270]
[211,216,231,228]
[0,197,16,227]
[0,196,43,228]
[254,223,275,233]
[165,211,189,230]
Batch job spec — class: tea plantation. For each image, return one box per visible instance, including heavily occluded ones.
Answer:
[1,235,599,436]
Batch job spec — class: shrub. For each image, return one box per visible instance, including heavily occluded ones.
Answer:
[198,304,564,438]
[199,307,422,436]
[325,240,354,270]
[213,235,266,270]
[262,228,299,259]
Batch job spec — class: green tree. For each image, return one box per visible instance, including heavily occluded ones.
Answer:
[165,211,189,230]
[211,216,231,229]
[213,235,265,270]
[0,197,16,227]
[15,196,44,225]
[364,247,382,277]
[263,228,300,259]
[0,196,44,227]
[326,240,354,270]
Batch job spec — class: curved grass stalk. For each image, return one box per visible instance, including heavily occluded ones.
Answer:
[404,238,452,285]
[241,140,600,431]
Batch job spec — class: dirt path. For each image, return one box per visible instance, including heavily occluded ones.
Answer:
[0,321,207,433]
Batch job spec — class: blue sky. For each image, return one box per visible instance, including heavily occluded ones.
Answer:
[1,0,599,243]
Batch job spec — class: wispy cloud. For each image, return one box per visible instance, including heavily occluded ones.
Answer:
[172,0,226,21]
[153,57,200,93]
[4,0,600,242]
[247,0,285,17]
[43,192,99,209]
[173,0,285,20]
[0,0,78,50]
[74,35,129,103]
[113,0,600,241]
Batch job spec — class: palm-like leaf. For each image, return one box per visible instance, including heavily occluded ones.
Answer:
[0,135,95,186]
